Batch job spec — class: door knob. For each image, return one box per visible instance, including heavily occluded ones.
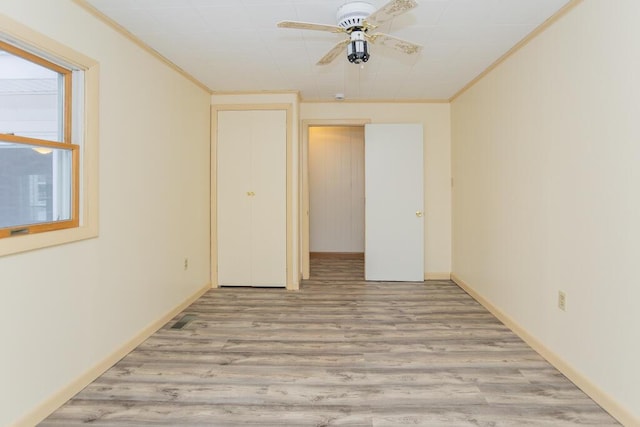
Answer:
[246,191,255,196]
[416,211,423,217]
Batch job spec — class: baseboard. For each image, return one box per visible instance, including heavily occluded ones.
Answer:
[11,282,211,427]
[309,252,364,259]
[424,272,451,280]
[451,273,638,427]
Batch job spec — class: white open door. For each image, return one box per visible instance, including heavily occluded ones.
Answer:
[365,124,424,281]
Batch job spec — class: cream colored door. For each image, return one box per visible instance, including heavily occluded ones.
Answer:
[217,111,252,286]
[250,110,286,286]
[217,110,286,287]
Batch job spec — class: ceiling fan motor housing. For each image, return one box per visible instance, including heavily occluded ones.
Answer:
[337,1,376,30]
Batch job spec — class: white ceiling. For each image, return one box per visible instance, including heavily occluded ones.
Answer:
[83,0,572,101]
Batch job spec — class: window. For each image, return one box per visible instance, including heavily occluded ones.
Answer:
[0,16,98,257]
[0,40,79,238]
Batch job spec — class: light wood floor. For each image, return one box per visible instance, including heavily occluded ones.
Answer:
[42,258,619,426]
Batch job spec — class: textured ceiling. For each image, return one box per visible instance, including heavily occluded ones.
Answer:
[83,0,572,101]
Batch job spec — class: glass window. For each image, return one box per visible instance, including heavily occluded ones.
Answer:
[0,40,79,238]
[0,142,73,229]
[0,48,65,141]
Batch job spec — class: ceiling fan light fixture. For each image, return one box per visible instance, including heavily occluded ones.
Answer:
[347,40,369,64]
[347,30,369,64]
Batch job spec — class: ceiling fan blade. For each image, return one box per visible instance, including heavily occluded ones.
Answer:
[317,39,350,65]
[366,0,418,25]
[277,21,344,33]
[369,33,422,55]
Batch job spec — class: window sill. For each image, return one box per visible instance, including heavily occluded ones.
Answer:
[0,222,98,257]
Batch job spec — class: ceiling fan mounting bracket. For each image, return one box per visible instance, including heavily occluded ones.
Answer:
[345,25,365,35]
[337,1,376,31]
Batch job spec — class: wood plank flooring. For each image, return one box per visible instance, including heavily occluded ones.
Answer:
[41,258,619,426]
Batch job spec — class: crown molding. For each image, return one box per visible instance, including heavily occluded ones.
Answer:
[449,0,583,102]
[71,0,212,94]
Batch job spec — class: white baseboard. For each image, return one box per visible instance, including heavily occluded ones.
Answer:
[424,272,452,280]
[451,273,638,427]
[11,283,211,427]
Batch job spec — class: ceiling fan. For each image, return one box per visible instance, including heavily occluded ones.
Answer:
[277,0,422,65]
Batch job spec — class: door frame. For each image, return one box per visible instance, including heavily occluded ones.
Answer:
[212,104,295,289]
[300,119,370,280]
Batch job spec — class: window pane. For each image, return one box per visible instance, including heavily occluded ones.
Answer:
[0,49,63,142]
[0,141,73,229]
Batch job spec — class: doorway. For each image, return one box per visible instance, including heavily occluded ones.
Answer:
[300,120,425,282]
[308,125,365,280]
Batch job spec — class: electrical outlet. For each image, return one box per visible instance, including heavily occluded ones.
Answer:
[183,258,189,270]
[558,291,566,311]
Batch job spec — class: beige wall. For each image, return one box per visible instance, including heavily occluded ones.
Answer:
[0,1,212,426]
[301,102,452,277]
[451,1,640,424]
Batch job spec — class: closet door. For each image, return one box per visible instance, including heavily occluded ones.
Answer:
[250,110,287,286]
[217,111,253,286]
[217,110,286,287]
